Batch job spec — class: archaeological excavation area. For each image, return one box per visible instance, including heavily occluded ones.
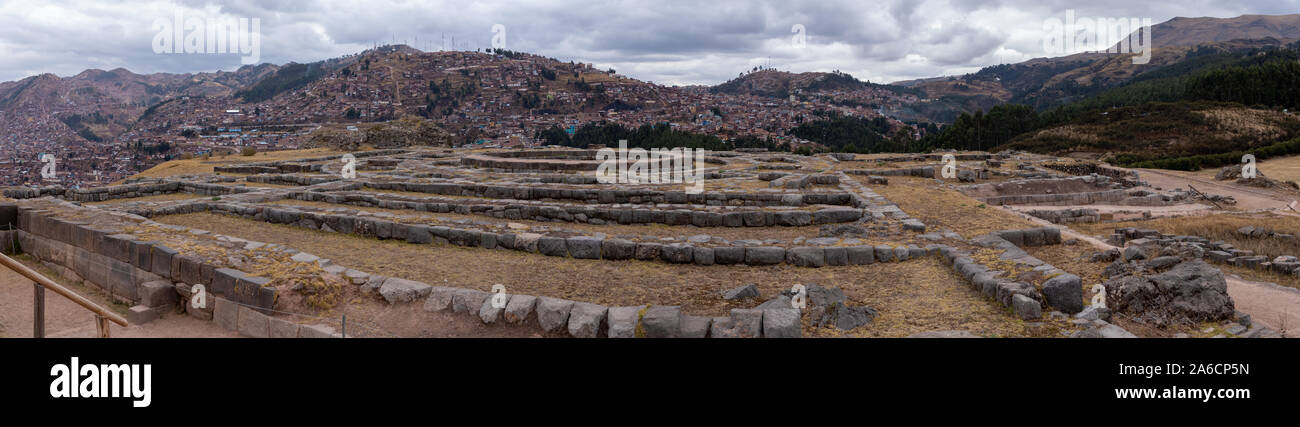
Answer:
[0,147,1289,339]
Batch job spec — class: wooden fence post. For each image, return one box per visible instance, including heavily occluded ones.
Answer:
[33,283,44,338]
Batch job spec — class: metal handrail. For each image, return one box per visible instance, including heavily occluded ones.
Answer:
[0,252,128,337]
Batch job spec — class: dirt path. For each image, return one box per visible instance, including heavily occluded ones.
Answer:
[1136,168,1296,212]
[998,206,1300,337]
[0,259,236,338]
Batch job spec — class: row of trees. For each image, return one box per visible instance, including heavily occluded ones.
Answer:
[917,46,1300,157]
[236,61,330,103]
[785,110,892,152]
[1185,59,1300,110]
[535,121,730,151]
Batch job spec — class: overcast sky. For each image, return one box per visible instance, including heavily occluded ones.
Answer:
[0,0,1295,86]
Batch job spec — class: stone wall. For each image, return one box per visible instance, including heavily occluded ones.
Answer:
[952,227,1131,336]
[61,180,254,202]
[845,167,936,178]
[1111,227,1300,277]
[14,205,277,312]
[289,191,865,227]
[359,181,854,207]
[134,201,926,269]
[2,185,66,199]
[211,149,406,174]
[5,203,353,338]
[0,230,16,255]
[1024,208,1103,224]
[1042,163,1140,187]
[246,174,339,186]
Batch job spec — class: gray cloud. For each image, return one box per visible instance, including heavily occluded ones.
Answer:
[0,0,1290,85]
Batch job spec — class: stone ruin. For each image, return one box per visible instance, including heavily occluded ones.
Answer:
[0,148,1276,338]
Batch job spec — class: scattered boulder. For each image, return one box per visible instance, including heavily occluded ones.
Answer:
[804,284,845,307]
[1042,273,1083,314]
[811,302,877,330]
[1106,260,1235,326]
[756,295,794,310]
[722,284,760,301]
[1089,248,1121,263]
[1071,322,1137,338]
[1075,305,1112,322]
[1216,163,1299,189]
[1011,294,1042,320]
[1104,259,1136,279]
[1123,246,1146,261]
[1146,256,1181,271]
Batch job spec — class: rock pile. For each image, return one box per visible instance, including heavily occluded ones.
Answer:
[1103,259,1235,326]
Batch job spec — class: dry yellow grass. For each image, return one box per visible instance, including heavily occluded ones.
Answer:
[153,212,1039,336]
[871,177,1038,236]
[1190,153,1300,184]
[1199,108,1294,142]
[126,148,341,181]
[1031,125,1102,143]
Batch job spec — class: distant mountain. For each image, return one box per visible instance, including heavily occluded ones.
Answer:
[713,69,865,97]
[4,13,1299,157]
[1143,14,1300,49]
[892,14,1300,115]
[0,63,279,143]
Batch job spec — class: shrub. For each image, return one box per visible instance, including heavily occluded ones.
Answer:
[240,147,258,156]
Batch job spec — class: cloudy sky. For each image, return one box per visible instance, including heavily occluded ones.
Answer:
[0,0,1295,86]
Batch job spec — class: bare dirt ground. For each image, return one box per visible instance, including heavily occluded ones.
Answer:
[1137,168,1296,212]
[0,258,236,338]
[997,206,1300,337]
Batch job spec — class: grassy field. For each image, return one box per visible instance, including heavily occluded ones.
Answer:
[83,193,204,205]
[153,212,1037,336]
[870,177,1039,236]
[127,148,341,181]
